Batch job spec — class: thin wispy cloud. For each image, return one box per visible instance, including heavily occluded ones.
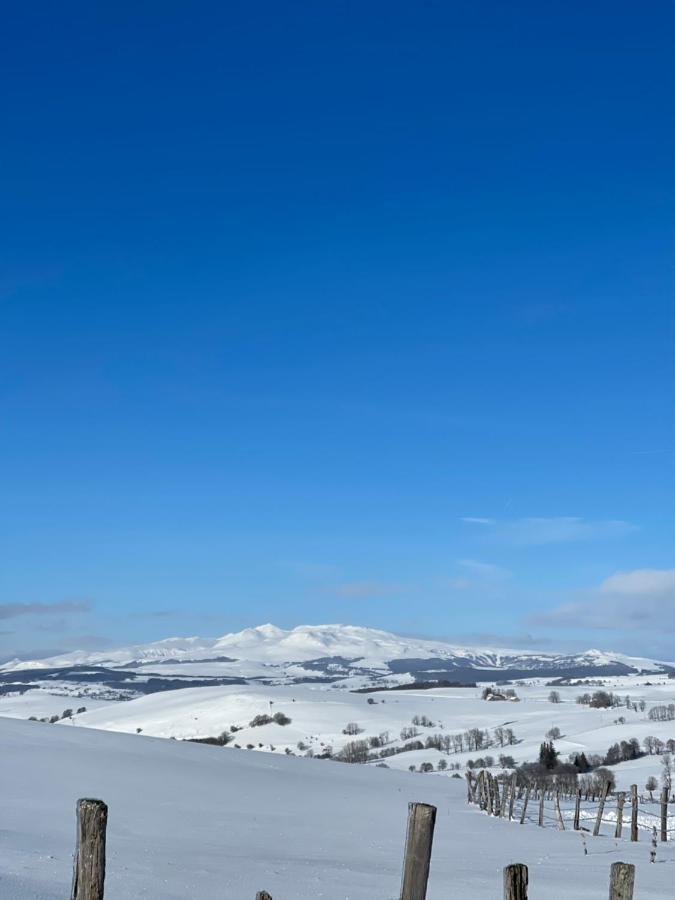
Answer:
[461,516,636,546]
[333,580,406,599]
[0,600,91,620]
[457,559,512,580]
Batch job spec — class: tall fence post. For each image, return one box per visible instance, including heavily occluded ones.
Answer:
[660,787,668,842]
[538,790,544,827]
[573,788,581,831]
[71,798,107,900]
[503,863,528,900]
[509,773,517,821]
[593,781,610,836]
[519,786,530,825]
[500,781,509,819]
[400,802,436,900]
[494,779,502,817]
[630,785,638,842]
[555,789,565,830]
[615,792,625,839]
[608,862,635,900]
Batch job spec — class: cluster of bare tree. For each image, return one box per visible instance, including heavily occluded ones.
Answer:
[647,704,675,721]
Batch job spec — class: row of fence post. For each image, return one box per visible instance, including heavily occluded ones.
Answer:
[467,771,671,843]
[68,795,639,900]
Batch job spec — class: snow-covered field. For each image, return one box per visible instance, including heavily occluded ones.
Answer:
[15,677,666,793]
[3,715,675,900]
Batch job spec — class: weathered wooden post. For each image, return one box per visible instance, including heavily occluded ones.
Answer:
[555,788,565,830]
[71,798,108,900]
[538,790,544,827]
[400,802,436,900]
[256,893,272,900]
[593,781,610,836]
[630,785,638,842]
[500,781,509,819]
[503,863,528,899]
[519,786,530,825]
[479,771,487,810]
[608,862,635,900]
[573,788,581,831]
[615,792,625,838]
[660,787,668,842]
[494,778,502,817]
[509,772,517,820]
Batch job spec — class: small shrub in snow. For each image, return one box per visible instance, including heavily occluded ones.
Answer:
[249,714,274,727]
[272,711,291,725]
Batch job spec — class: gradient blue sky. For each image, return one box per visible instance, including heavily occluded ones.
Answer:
[1,2,674,661]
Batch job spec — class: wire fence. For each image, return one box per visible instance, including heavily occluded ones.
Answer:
[466,770,675,841]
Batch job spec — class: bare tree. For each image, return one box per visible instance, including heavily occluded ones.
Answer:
[548,690,561,703]
[645,775,658,800]
[343,722,363,735]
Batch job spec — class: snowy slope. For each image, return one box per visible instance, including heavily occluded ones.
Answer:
[2,716,675,899]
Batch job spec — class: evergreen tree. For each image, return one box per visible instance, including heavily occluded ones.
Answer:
[539,740,558,770]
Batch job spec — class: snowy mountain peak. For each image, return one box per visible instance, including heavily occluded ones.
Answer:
[1,622,672,679]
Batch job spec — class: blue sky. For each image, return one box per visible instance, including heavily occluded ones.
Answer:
[1,2,674,661]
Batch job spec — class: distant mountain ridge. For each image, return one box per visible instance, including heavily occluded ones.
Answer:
[2,624,672,688]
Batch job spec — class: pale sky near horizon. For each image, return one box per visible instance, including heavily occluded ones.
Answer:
[1,2,673,661]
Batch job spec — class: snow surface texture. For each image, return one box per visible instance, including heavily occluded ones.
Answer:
[2,717,674,900]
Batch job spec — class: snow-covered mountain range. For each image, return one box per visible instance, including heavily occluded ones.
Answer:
[1,624,672,694]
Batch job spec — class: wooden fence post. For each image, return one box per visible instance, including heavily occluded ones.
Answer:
[479,771,487,810]
[503,863,528,899]
[400,802,436,900]
[615,792,625,839]
[71,798,108,900]
[660,787,668,842]
[500,782,509,819]
[494,778,502,817]
[573,788,581,831]
[608,862,635,900]
[538,790,544,827]
[555,789,565,830]
[519,786,530,825]
[593,781,610,836]
[630,785,638,842]
[509,773,517,820]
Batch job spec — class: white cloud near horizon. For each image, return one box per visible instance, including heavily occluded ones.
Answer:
[529,567,675,635]
[461,516,636,546]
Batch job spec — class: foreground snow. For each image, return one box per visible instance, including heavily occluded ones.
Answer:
[2,717,675,899]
